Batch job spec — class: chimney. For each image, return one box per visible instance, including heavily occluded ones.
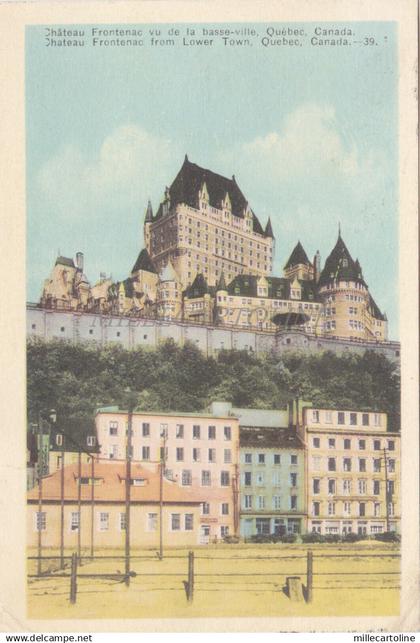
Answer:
[313,250,321,282]
[76,252,84,271]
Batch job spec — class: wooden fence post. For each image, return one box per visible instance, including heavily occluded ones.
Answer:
[187,551,194,602]
[70,552,78,604]
[306,550,313,603]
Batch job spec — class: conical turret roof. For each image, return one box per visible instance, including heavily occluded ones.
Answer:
[284,241,310,270]
[265,217,274,238]
[318,234,366,288]
[217,271,227,291]
[145,200,153,222]
[159,260,179,283]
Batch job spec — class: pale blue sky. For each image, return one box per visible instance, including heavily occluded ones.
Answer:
[26,23,398,337]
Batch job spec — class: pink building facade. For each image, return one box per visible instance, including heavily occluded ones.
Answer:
[96,409,240,542]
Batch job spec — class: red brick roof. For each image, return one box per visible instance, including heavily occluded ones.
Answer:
[27,461,205,504]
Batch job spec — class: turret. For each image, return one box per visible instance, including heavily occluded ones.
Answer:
[75,252,84,272]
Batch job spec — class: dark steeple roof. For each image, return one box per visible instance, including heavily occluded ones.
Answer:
[155,157,268,236]
[131,249,157,274]
[284,241,310,270]
[318,234,366,288]
[264,217,274,238]
[217,271,227,291]
[367,294,386,321]
[145,200,153,223]
[55,256,75,268]
[184,273,211,299]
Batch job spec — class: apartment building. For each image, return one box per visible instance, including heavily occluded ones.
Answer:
[95,407,240,542]
[298,408,400,535]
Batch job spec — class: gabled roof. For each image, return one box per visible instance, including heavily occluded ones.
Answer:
[240,426,304,449]
[318,234,366,288]
[226,274,319,302]
[49,418,99,454]
[284,241,311,270]
[184,273,213,299]
[55,256,75,268]
[131,248,157,274]
[264,217,274,239]
[144,199,153,223]
[27,462,205,504]
[155,156,268,236]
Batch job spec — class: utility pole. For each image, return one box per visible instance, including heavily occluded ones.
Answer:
[36,409,56,576]
[77,450,82,560]
[383,448,390,532]
[159,424,168,560]
[60,447,65,569]
[125,403,134,587]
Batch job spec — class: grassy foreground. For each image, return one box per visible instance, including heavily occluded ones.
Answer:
[27,542,400,620]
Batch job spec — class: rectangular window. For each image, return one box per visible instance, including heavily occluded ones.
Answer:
[387,480,395,495]
[328,438,336,449]
[256,472,265,486]
[142,446,150,461]
[182,470,192,486]
[313,437,320,448]
[221,525,229,538]
[343,458,352,472]
[290,454,298,465]
[388,459,395,473]
[193,448,201,462]
[221,503,229,515]
[109,421,118,436]
[344,501,351,515]
[224,449,232,464]
[176,447,184,462]
[350,413,357,425]
[221,471,230,486]
[244,453,252,464]
[328,502,335,515]
[374,503,381,517]
[359,440,366,450]
[312,410,320,423]
[224,426,231,440]
[312,456,321,471]
[119,512,126,531]
[70,511,80,531]
[244,495,252,509]
[358,479,367,494]
[290,473,298,487]
[373,458,381,472]
[87,436,96,447]
[359,502,366,517]
[257,495,265,509]
[374,440,381,451]
[142,422,150,437]
[359,458,366,472]
[202,502,210,515]
[202,470,211,486]
[274,454,281,465]
[362,413,369,426]
[36,511,46,531]
[338,412,345,425]
[208,448,216,463]
[272,495,281,510]
[99,512,109,531]
[193,425,201,439]
[388,440,395,451]
[328,479,336,494]
[328,458,336,471]
[312,502,320,516]
[208,425,216,440]
[374,414,381,427]
[185,514,194,531]
[313,479,320,494]
[325,411,332,423]
[176,424,184,438]
[258,453,265,464]
[373,480,380,495]
[171,514,181,531]
[344,438,351,450]
[343,479,352,494]
[147,513,157,531]
[290,495,297,510]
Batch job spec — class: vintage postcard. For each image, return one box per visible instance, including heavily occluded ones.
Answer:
[0,0,418,634]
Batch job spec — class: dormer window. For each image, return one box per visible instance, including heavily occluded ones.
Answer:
[87,436,96,447]
[343,258,348,267]
[56,434,63,446]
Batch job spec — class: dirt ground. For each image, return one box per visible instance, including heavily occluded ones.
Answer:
[27,542,400,619]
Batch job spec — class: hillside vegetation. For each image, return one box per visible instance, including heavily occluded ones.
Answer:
[27,339,400,431]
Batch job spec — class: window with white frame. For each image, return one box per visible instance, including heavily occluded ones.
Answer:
[313,437,320,448]
[201,502,210,515]
[358,479,367,494]
[343,501,351,515]
[258,453,265,464]
[374,414,381,426]
[220,471,230,486]
[70,511,80,531]
[328,438,336,449]
[272,495,281,510]
[290,495,297,510]
[374,503,381,517]
[87,436,96,447]
[224,426,231,440]
[171,514,181,531]
[290,454,298,465]
[142,423,150,437]
[208,425,216,440]
[192,448,201,462]
[343,479,352,494]
[142,446,150,461]
[99,512,109,531]
[312,456,321,471]
[109,445,118,460]
[193,425,201,439]
[119,512,126,531]
[224,449,231,463]
[244,495,252,509]
[147,513,157,531]
[109,422,118,436]
[257,495,265,509]
[312,410,320,423]
[244,453,252,464]
[176,424,184,438]
[388,459,395,473]
[176,447,184,461]
[220,526,229,538]
[182,470,192,486]
[328,502,335,515]
[373,458,381,472]
[185,514,194,530]
[273,454,281,465]
[221,503,229,515]
[343,458,352,472]
[325,411,332,423]
[202,470,211,486]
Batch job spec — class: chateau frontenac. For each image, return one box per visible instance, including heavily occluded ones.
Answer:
[38,156,388,343]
